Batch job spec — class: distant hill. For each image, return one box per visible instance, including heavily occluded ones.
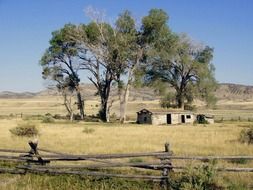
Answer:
[0,91,38,99]
[1,83,253,101]
[216,83,253,101]
[36,84,158,101]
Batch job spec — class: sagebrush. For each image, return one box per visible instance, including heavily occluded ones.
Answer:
[9,123,38,137]
[239,127,253,144]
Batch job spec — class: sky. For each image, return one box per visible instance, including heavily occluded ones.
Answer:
[0,0,253,92]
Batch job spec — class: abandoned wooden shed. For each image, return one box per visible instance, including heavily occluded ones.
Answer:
[136,109,195,125]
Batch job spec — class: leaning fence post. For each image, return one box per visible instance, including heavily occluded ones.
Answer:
[160,142,172,190]
[28,139,45,165]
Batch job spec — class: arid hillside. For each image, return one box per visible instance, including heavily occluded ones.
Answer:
[216,83,253,101]
[1,83,253,102]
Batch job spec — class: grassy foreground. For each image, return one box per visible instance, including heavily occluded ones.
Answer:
[0,118,253,189]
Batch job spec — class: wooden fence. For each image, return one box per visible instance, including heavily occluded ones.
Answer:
[0,140,253,189]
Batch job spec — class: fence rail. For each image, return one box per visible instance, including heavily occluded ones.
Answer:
[0,140,253,189]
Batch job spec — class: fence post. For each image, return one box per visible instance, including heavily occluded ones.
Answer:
[160,142,172,190]
[28,139,45,165]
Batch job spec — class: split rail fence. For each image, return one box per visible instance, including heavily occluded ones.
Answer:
[0,140,253,189]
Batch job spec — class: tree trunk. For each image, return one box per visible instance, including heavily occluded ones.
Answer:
[64,101,74,121]
[120,49,143,124]
[118,84,124,122]
[99,79,112,122]
[63,92,74,121]
[100,93,110,122]
[176,92,185,110]
[120,83,130,123]
[120,66,135,124]
[99,98,108,122]
[76,86,85,120]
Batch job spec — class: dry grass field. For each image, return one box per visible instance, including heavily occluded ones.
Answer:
[0,96,253,189]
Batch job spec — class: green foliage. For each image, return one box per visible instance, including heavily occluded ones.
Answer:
[227,183,248,190]
[196,115,209,124]
[10,123,38,137]
[0,160,19,169]
[142,9,169,43]
[160,92,177,108]
[171,164,223,190]
[4,174,158,190]
[85,22,100,43]
[239,127,253,144]
[116,10,135,34]
[145,35,217,109]
[40,8,217,121]
[40,23,85,120]
[82,127,95,134]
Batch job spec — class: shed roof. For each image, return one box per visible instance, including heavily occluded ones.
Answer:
[137,108,193,115]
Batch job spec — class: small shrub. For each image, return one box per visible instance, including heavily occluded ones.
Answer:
[248,118,253,122]
[45,113,52,117]
[239,127,253,144]
[10,123,38,137]
[42,115,55,123]
[82,127,95,134]
[171,164,224,190]
[196,115,209,124]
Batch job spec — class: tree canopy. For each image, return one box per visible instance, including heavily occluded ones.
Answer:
[40,8,217,122]
[40,24,85,119]
[145,36,217,109]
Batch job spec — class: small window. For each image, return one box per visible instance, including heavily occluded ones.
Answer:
[186,115,191,119]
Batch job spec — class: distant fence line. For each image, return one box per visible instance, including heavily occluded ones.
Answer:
[0,141,253,189]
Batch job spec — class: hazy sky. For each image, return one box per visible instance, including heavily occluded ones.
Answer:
[0,0,253,92]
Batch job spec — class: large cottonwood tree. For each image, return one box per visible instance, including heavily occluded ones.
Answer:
[77,22,118,122]
[40,24,85,119]
[145,36,217,109]
[115,9,176,123]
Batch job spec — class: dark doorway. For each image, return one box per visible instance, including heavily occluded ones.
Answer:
[167,114,172,124]
[181,115,185,123]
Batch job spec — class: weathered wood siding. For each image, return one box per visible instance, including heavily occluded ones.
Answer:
[137,112,152,124]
